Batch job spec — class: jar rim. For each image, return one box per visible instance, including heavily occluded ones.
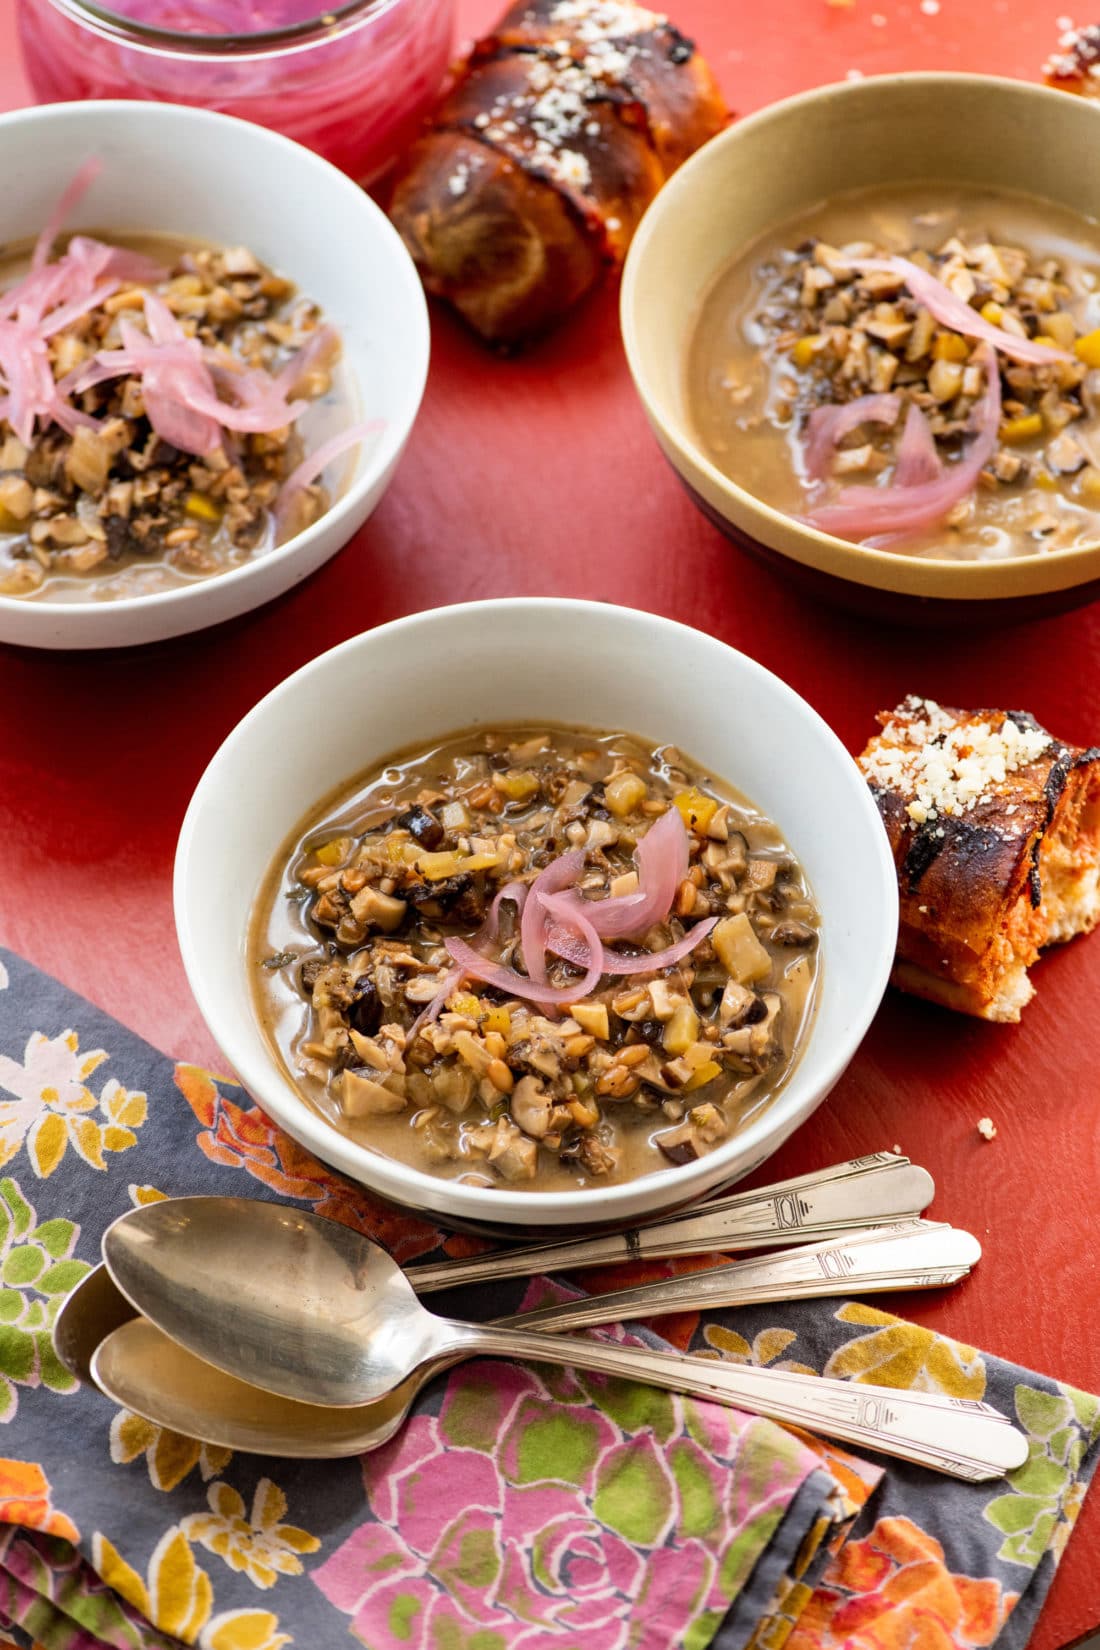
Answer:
[34,0,405,55]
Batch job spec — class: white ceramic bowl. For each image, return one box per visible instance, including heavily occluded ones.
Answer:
[175,599,898,1231]
[0,101,429,649]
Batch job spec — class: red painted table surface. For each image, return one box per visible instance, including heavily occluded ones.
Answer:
[1,1,1099,1642]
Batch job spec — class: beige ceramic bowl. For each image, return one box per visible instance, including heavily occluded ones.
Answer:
[621,74,1100,622]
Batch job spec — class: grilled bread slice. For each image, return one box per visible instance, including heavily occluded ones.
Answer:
[858,696,1100,1020]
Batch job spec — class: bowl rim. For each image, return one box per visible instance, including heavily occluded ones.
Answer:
[621,70,1100,597]
[32,0,409,57]
[174,595,900,1221]
[0,100,430,630]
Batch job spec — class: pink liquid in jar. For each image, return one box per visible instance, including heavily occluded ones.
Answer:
[16,0,456,183]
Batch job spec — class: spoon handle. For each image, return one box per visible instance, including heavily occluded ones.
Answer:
[491,1221,980,1331]
[443,1321,1027,1481]
[406,1154,935,1292]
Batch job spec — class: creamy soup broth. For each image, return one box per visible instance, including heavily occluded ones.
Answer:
[689,184,1100,560]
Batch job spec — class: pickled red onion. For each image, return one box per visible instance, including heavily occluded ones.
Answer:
[520,849,586,992]
[893,402,942,487]
[850,256,1070,365]
[804,343,1001,542]
[444,935,604,1008]
[545,913,718,975]
[274,422,384,536]
[803,393,901,480]
[30,158,101,276]
[555,806,689,940]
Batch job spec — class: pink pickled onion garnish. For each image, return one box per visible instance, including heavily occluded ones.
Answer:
[545,912,718,975]
[30,159,101,276]
[850,256,1069,365]
[804,343,1001,543]
[520,850,587,992]
[803,393,901,480]
[274,423,383,537]
[537,890,607,991]
[277,323,340,398]
[893,402,943,487]
[409,881,530,1039]
[480,880,529,944]
[444,934,604,1008]
[556,806,689,941]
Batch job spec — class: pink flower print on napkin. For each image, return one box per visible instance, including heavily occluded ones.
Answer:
[313,1349,829,1650]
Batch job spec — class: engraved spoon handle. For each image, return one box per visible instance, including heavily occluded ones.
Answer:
[491,1221,981,1331]
[438,1321,1027,1481]
[406,1154,935,1292]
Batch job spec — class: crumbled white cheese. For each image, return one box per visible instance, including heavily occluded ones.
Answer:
[860,697,1051,826]
[549,0,667,38]
[977,1116,997,1140]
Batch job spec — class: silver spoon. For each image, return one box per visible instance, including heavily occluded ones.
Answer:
[100,1199,1025,1479]
[56,1217,976,1390]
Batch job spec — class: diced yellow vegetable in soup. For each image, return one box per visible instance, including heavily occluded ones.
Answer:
[999,413,1043,445]
[684,1059,722,1092]
[712,914,772,984]
[791,335,818,368]
[932,332,969,361]
[451,992,482,1021]
[979,301,1004,325]
[481,1004,511,1036]
[663,1000,701,1055]
[1074,329,1100,369]
[314,836,352,866]
[673,789,718,833]
[493,770,541,802]
[604,771,647,817]
[185,491,222,523]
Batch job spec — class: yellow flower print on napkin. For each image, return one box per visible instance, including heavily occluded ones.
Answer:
[824,1303,987,1398]
[701,1325,818,1377]
[0,1030,146,1177]
[201,1610,292,1650]
[182,1480,320,1589]
[94,1527,213,1643]
[110,1408,233,1494]
[93,1525,293,1648]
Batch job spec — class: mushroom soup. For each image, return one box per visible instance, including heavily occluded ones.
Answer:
[688,183,1100,560]
[252,726,820,1192]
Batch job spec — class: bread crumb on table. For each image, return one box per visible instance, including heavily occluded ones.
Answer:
[977,1116,998,1140]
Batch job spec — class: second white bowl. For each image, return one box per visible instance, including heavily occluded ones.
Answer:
[0,100,429,649]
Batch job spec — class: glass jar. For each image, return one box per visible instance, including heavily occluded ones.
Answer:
[16,0,456,183]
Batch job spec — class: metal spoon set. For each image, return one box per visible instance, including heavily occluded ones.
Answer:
[53,1152,1029,1480]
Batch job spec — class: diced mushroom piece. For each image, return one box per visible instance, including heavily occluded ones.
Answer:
[712,914,772,984]
[348,1030,389,1070]
[65,426,112,494]
[654,1119,701,1164]
[510,1074,553,1138]
[576,1134,621,1176]
[722,992,783,1071]
[487,1119,538,1181]
[341,1067,407,1117]
[718,980,767,1027]
[1047,431,1087,475]
[433,1063,476,1114]
[349,885,407,932]
[453,1029,494,1077]
[769,920,817,947]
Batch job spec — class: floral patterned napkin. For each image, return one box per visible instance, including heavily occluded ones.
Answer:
[0,945,1095,1650]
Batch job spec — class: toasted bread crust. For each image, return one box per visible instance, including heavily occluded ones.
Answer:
[859,698,1100,1020]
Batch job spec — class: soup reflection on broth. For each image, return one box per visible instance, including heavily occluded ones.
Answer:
[688,184,1100,561]
[251,726,821,1193]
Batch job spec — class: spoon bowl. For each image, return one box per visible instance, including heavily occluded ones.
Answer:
[92,1319,422,1458]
